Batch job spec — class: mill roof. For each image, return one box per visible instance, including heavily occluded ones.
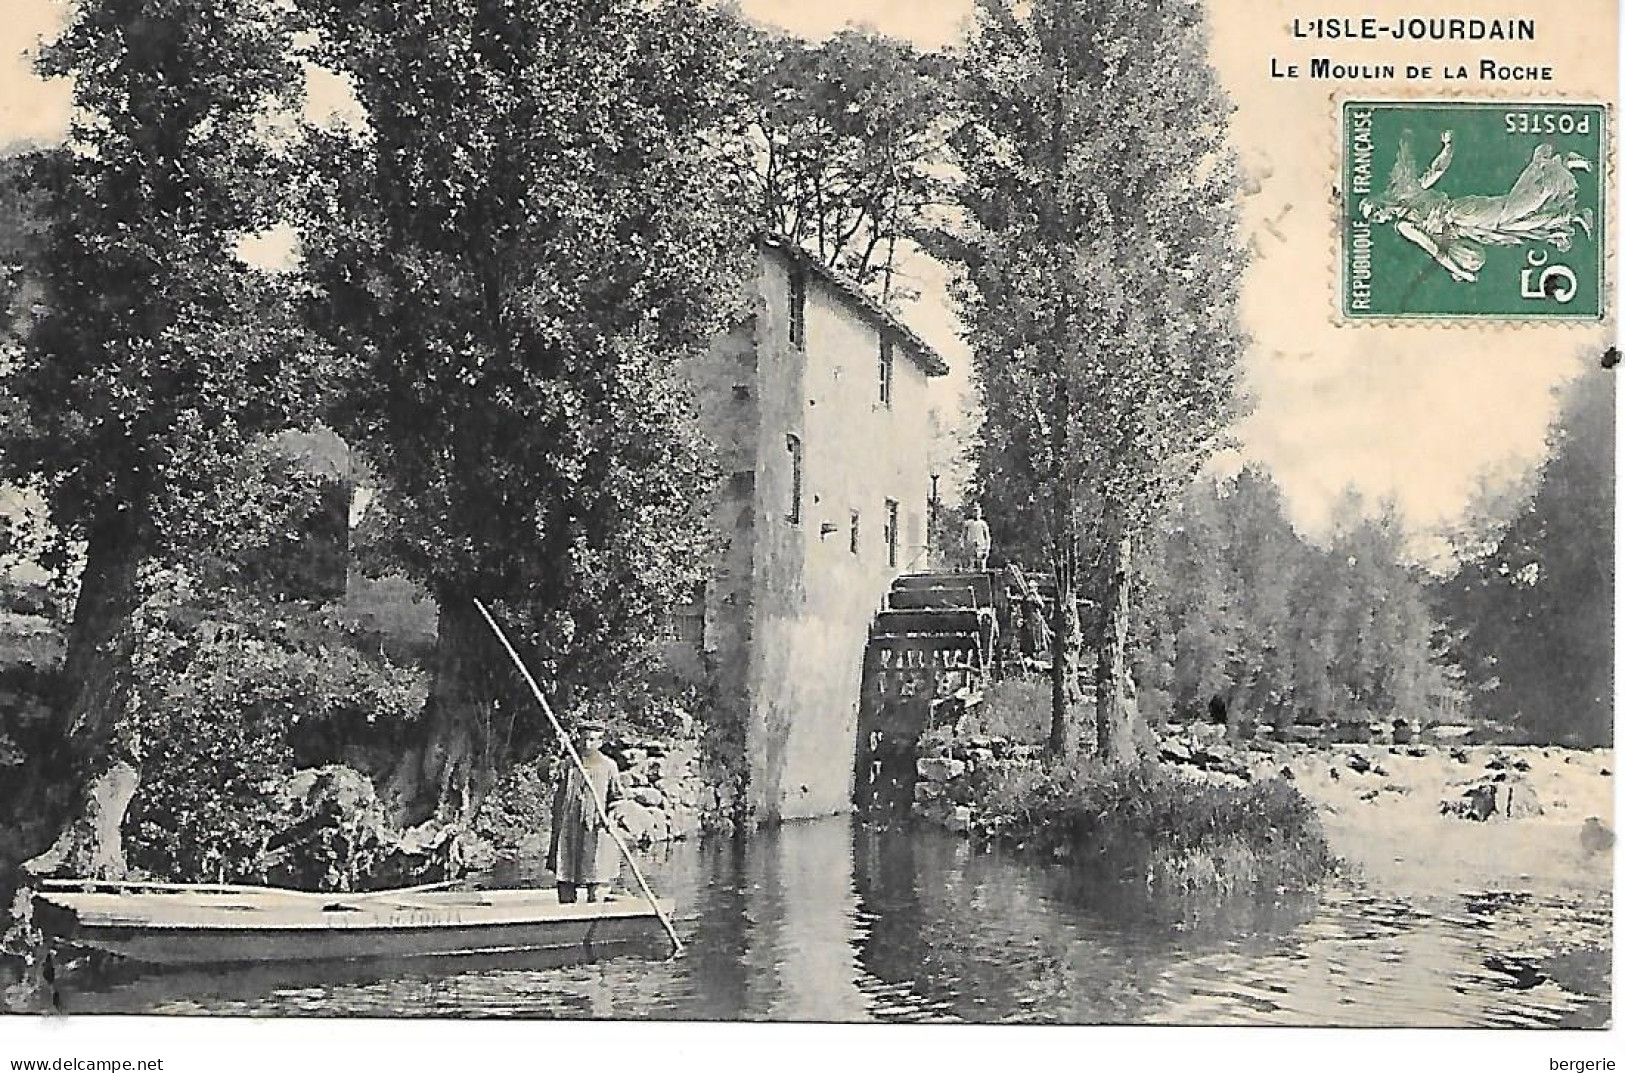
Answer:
[759,233,949,377]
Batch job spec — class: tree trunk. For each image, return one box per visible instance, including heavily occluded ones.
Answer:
[1047,561,1083,759]
[22,762,139,880]
[1047,578,1071,758]
[1095,530,1139,764]
[25,517,143,879]
[60,516,141,745]
[384,596,493,830]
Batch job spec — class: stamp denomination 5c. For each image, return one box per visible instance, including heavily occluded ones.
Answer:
[1342,101,1606,320]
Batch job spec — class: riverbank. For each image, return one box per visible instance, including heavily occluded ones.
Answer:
[914,735,1335,896]
[913,729,1613,905]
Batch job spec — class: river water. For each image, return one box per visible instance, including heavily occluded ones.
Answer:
[19,819,1614,1025]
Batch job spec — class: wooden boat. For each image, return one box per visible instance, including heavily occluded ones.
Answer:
[32,880,676,967]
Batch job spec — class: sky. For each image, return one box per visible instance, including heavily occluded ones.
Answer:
[1,0,1613,546]
[733,0,1613,547]
[722,0,1613,545]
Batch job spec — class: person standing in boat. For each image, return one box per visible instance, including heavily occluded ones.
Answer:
[546,721,624,903]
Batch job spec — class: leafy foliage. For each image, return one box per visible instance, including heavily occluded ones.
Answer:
[110,444,424,882]
[155,438,345,598]
[121,598,297,883]
[0,6,336,884]
[0,154,48,363]
[968,757,1332,895]
[1439,372,1613,745]
[469,761,553,859]
[571,669,707,742]
[0,0,329,565]
[301,0,750,703]
[1132,467,1459,728]
[120,567,428,882]
[961,674,1086,744]
[731,26,955,301]
[935,0,1247,759]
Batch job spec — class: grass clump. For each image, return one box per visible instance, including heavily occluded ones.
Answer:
[967,756,1332,896]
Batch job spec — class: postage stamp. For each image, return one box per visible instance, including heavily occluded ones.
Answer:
[1341,100,1606,320]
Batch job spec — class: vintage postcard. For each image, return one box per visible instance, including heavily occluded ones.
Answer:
[0,0,1616,1067]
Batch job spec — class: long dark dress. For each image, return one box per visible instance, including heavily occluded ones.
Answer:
[547,750,623,886]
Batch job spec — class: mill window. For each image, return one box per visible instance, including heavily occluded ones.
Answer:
[788,269,807,350]
[878,337,894,407]
[786,434,803,524]
[885,498,899,568]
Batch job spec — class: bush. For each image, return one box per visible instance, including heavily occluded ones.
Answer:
[470,760,554,858]
[0,604,66,870]
[572,665,707,743]
[126,689,294,883]
[960,674,1092,745]
[120,572,428,882]
[966,756,1332,896]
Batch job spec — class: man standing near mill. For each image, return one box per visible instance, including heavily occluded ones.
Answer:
[546,721,623,903]
[964,503,992,572]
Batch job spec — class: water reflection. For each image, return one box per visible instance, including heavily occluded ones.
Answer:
[16,818,1612,1026]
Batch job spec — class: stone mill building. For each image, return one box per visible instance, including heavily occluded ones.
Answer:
[665,235,950,823]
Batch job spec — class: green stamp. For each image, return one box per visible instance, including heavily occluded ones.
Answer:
[1342,101,1606,320]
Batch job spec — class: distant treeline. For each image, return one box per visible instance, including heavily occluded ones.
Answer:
[1131,467,1455,731]
[1128,370,1612,749]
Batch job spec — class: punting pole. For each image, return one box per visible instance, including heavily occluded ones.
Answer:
[472,598,684,957]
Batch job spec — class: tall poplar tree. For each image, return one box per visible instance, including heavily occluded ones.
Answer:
[936,0,1247,759]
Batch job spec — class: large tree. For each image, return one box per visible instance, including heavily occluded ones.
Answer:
[300,0,750,827]
[732,26,954,302]
[0,0,324,876]
[1442,370,1613,746]
[936,0,1246,760]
